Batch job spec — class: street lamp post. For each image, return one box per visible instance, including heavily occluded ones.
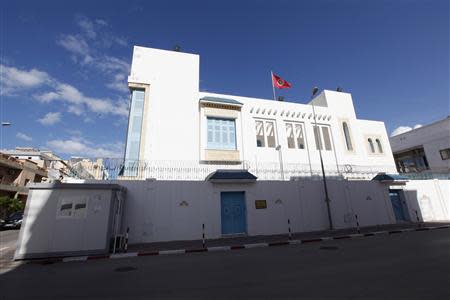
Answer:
[311,87,333,230]
[1,121,12,150]
[276,145,284,180]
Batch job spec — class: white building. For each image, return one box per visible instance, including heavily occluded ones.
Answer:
[122,46,397,180]
[389,116,450,175]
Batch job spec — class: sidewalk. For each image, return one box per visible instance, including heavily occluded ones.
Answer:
[18,221,450,264]
[127,222,450,253]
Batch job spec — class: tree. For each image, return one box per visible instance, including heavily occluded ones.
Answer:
[0,196,25,219]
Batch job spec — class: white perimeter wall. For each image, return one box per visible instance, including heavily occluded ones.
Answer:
[401,180,450,222]
[118,179,397,244]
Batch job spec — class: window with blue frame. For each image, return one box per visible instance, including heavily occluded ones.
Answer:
[207,117,236,150]
[124,89,145,176]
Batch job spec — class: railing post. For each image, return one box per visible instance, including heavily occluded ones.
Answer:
[202,223,206,248]
[287,218,292,240]
[124,227,129,253]
[354,214,360,234]
[415,210,421,227]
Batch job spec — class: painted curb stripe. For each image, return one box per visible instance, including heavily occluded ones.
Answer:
[268,241,289,247]
[388,230,403,234]
[25,225,449,264]
[207,246,231,252]
[62,256,88,262]
[333,235,351,240]
[87,255,109,260]
[230,245,245,250]
[137,251,159,256]
[159,249,185,255]
[372,231,388,235]
[110,252,138,259]
[244,243,269,249]
[288,240,302,245]
[415,227,430,231]
[185,248,207,253]
[301,238,322,243]
[348,233,364,238]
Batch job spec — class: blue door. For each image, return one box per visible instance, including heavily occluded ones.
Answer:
[389,190,407,221]
[221,192,247,235]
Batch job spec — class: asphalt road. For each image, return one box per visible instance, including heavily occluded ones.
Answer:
[1,229,449,299]
[0,230,19,263]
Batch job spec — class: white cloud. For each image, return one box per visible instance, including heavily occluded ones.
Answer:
[67,105,84,116]
[95,19,108,26]
[390,124,423,137]
[106,73,129,93]
[76,16,96,39]
[38,112,61,126]
[56,34,93,64]
[47,139,124,158]
[0,64,50,95]
[16,132,33,142]
[56,15,129,93]
[34,82,129,117]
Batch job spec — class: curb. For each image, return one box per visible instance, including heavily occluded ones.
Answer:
[25,225,450,265]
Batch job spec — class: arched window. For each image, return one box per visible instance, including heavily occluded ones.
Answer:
[376,139,383,153]
[342,122,353,151]
[368,138,375,153]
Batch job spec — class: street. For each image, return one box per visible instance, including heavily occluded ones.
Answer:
[0,230,19,265]
[1,229,449,299]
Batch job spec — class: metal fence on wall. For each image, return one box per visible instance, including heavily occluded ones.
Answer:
[73,159,397,181]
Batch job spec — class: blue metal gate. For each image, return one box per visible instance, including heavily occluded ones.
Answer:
[389,190,407,221]
[221,192,247,235]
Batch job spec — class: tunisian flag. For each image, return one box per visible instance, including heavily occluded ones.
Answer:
[272,73,292,89]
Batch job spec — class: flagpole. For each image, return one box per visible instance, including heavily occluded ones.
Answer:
[271,71,276,101]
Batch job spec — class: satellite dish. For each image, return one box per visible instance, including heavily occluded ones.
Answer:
[312,87,319,97]
[336,87,343,92]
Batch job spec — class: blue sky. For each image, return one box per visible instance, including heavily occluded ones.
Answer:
[1,0,448,159]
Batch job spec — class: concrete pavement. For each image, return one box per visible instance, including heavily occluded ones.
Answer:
[1,228,449,299]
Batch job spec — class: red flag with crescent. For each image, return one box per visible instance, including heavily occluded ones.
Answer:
[272,73,292,89]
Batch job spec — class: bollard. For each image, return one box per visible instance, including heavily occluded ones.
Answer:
[202,223,206,248]
[124,227,129,253]
[415,210,421,227]
[287,218,292,240]
[354,214,360,234]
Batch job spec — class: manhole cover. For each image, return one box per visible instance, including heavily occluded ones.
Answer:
[114,266,137,272]
[319,246,339,250]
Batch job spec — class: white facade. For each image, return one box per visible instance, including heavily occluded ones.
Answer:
[389,116,450,174]
[124,46,397,180]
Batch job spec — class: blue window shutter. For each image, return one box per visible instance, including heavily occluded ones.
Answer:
[207,117,236,150]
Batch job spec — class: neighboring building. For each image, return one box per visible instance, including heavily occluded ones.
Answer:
[390,116,450,176]
[68,158,109,180]
[0,153,47,200]
[3,147,70,180]
[121,46,397,180]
